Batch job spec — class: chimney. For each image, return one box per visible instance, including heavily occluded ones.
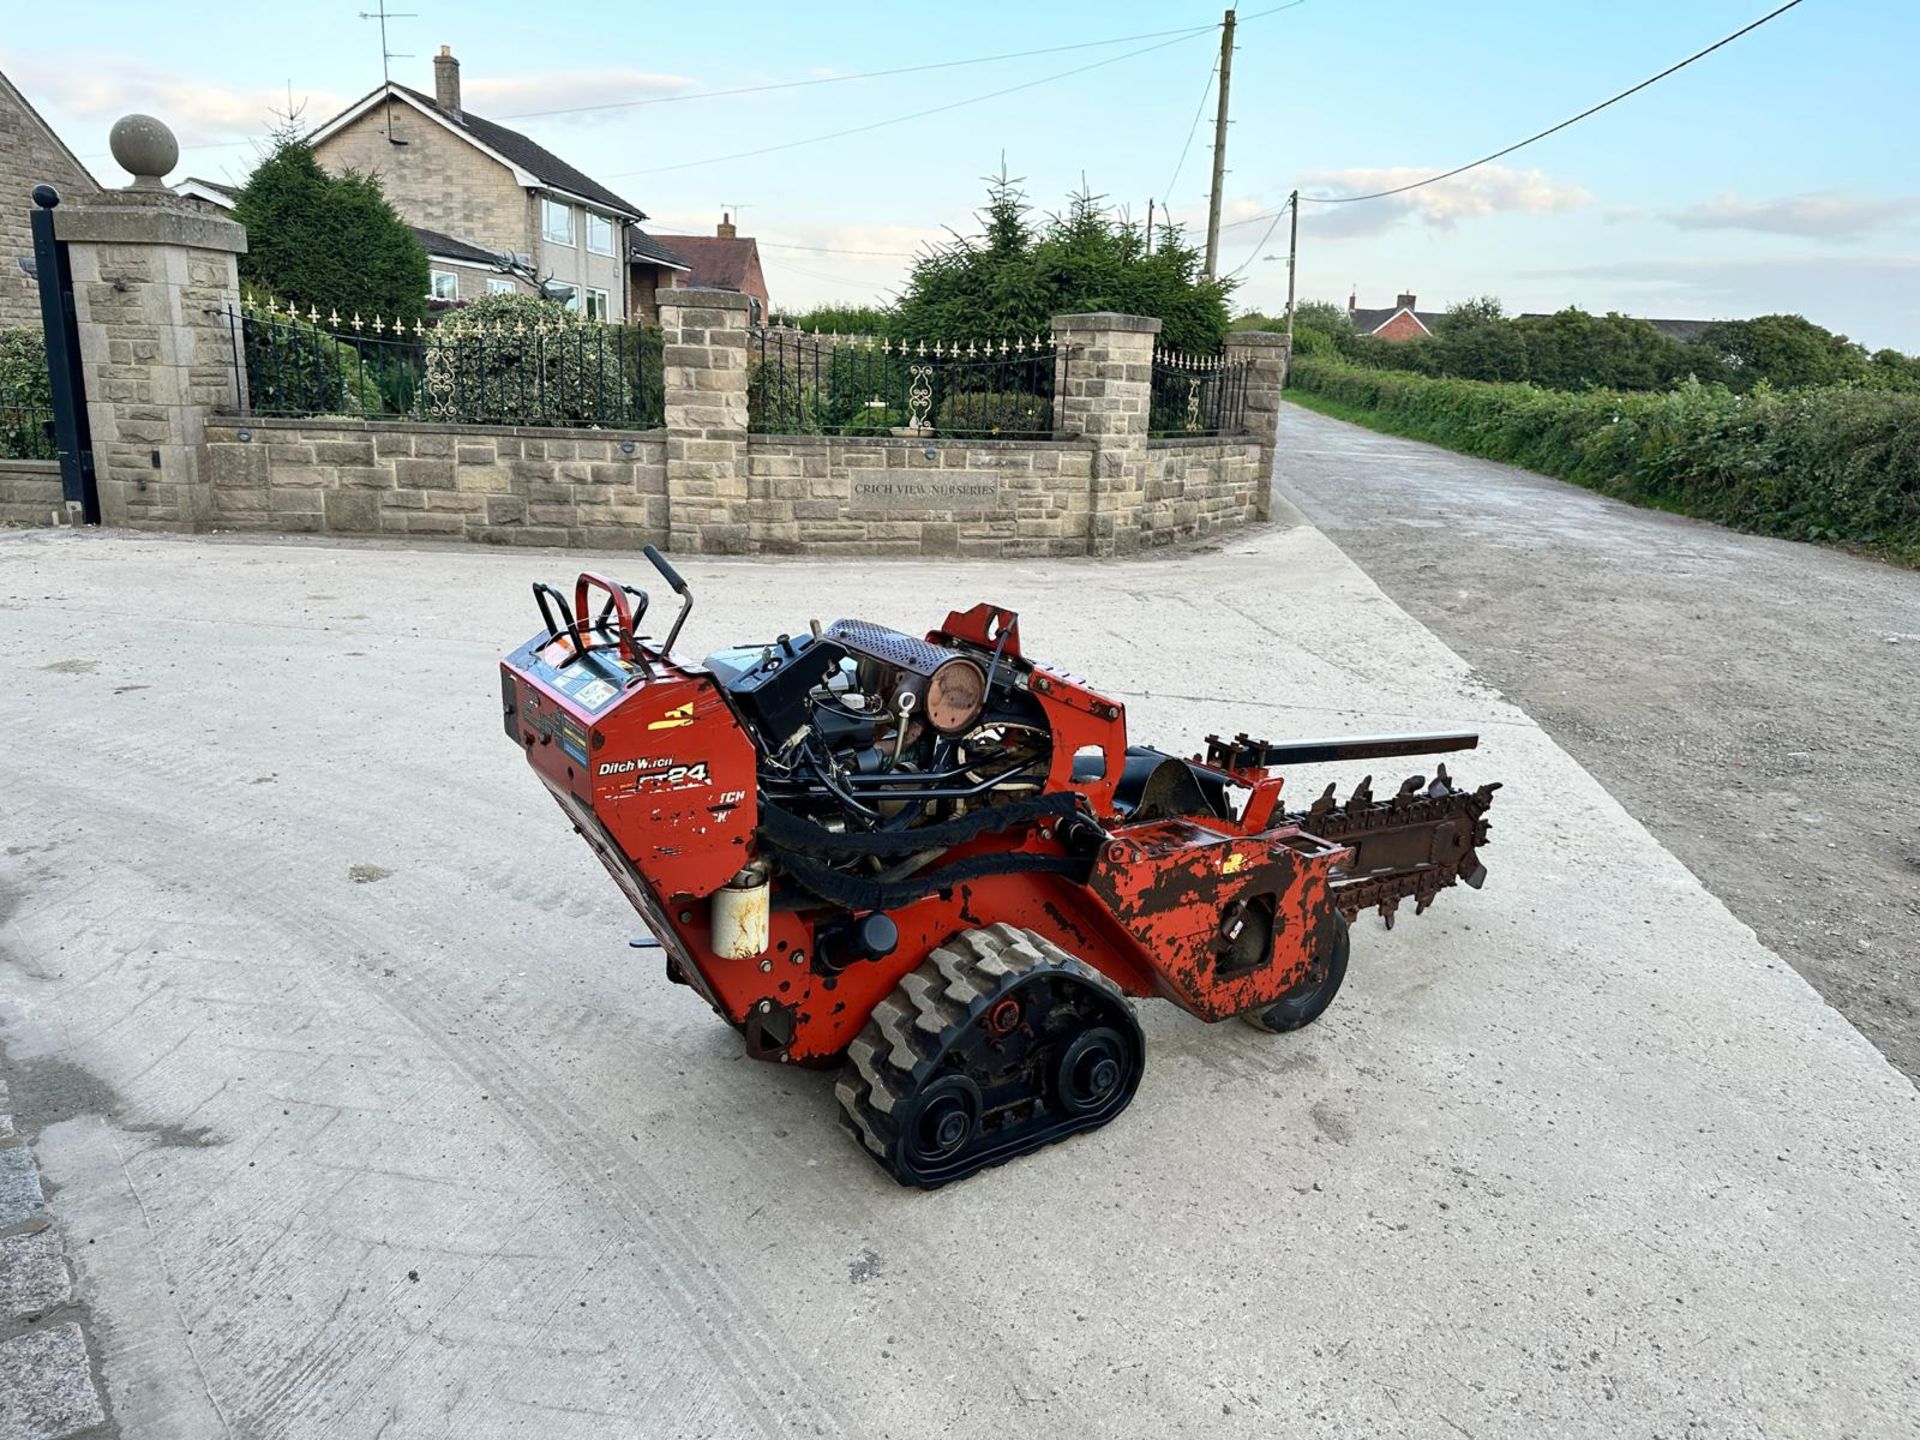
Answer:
[1397,291,1417,311]
[717,212,737,240]
[1347,290,1357,315]
[434,46,461,118]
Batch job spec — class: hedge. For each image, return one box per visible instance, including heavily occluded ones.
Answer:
[1288,358,1920,564]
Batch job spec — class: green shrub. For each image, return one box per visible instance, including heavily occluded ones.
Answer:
[771,304,896,337]
[420,293,659,427]
[934,386,1048,437]
[0,328,54,458]
[747,357,822,434]
[234,134,429,325]
[1289,358,1920,563]
[242,310,385,418]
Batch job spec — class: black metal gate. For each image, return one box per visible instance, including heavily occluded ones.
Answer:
[30,185,98,523]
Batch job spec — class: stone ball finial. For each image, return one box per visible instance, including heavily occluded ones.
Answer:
[109,114,179,190]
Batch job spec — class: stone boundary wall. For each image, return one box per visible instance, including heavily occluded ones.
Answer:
[176,417,1254,556]
[29,231,1290,556]
[746,434,1096,557]
[200,417,667,547]
[0,458,64,528]
[1139,437,1264,547]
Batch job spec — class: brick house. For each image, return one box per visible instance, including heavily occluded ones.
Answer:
[0,66,98,329]
[627,231,692,325]
[303,46,682,322]
[1348,291,1441,342]
[642,214,770,324]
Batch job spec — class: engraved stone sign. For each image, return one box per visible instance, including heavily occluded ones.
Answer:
[848,474,1002,515]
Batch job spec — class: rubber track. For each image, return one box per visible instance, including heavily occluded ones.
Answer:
[834,923,1127,1167]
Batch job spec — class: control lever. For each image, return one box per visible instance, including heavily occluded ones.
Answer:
[643,543,695,655]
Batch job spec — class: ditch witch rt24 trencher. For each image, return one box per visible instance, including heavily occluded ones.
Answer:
[501,549,1500,1187]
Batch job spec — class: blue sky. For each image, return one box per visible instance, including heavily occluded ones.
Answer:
[8,0,1916,347]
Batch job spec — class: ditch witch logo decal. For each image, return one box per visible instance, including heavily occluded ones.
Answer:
[597,757,727,794]
[648,702,696,731]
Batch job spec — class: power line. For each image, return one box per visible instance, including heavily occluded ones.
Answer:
[83,16,1231,162]
[601,0,1307,180]
[1162,57,1217,207]
[601,30,1212,179]
[1220,0,1809,229]
[494,22,1221,122]
[111,8,1291,161]
[764,255,885,288]
[1163,0,1304,213]
[1223,193,1291,278]
[757,239,919,258]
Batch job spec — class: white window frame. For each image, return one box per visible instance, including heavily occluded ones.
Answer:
[485,277,516,296]
[542,198,574,246]
[428,269,459,301]
[585,287,610,321]
[547,282,580,313]
[587,213,615,256]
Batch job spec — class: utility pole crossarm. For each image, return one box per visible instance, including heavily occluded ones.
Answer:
[1202,7,1236,281]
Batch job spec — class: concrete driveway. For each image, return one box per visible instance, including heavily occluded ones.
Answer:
[1,518,1916,1438]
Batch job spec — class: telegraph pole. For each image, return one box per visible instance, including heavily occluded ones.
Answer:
[1284,189,1299,354]
[1202,7,1235,279]
[1145,197,1155,253]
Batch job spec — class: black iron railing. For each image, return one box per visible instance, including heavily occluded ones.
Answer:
[1,383,56,460]
[1149,349,1250,437]
[749,330,1063,438]
[233,301,664,430]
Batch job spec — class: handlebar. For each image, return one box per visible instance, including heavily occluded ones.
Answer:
[530,553,694,668]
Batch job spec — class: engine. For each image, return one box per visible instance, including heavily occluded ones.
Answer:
[702,614,1054,834]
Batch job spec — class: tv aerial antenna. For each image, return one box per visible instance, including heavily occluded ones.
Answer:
[359,0,417,142]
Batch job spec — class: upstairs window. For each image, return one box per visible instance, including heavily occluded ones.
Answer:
[587,213,615,256]
[542,198,574,246]
[428,270,458,301]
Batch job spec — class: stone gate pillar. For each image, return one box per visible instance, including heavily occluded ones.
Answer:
[1051,311,1159,557]
[658,287,752,553]
[52,115,246,530]
[1223,330,1289,522]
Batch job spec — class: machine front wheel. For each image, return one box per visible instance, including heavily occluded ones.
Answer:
[1239,913,1350,1033]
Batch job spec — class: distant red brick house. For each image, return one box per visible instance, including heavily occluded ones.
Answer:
[1349,291,1440,342]
[641,214,770,324]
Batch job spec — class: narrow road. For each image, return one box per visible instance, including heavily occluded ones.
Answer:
[1277,401,1920,1081]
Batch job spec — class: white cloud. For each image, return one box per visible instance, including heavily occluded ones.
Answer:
[641,216,939,313]
[8,53,345,150]
[1668,190,1920,241]
[1294,164,1593,239]
[4,50,700,166]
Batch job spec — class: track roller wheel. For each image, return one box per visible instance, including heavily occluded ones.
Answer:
[1238,912,1350,1033]
[836,923,1145,1188]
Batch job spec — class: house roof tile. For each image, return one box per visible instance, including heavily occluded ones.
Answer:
[1350,306,1440,336]
[628,231,690,269]
[649,234,759,291]
[384,84,645,219]
[413,226,500,266]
